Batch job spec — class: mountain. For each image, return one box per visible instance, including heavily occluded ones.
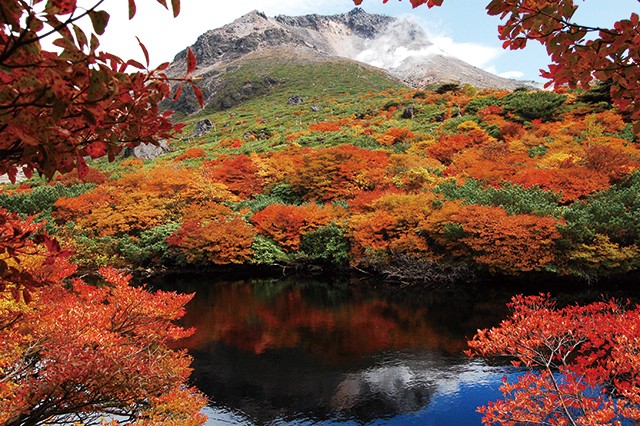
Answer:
[163,8,541,115]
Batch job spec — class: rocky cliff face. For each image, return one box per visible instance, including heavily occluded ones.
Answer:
[165,8,540,114]
[167,9,398,77]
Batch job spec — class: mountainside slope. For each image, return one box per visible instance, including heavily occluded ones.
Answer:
[164,9,540,116]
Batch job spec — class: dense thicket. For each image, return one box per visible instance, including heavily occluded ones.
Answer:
[4,86,638,280]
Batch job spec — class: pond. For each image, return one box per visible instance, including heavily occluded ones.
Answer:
[148,273,628,426]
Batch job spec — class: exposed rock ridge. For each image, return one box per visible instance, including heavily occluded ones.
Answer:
[165,8,542,114]
[169,8,398,76]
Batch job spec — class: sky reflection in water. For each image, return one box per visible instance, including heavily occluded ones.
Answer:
[159,275,517,426]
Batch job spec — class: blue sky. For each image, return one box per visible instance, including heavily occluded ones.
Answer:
[92,0,639,84]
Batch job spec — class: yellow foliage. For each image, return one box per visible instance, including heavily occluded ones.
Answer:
[457,121,481,132]
[536,152,576,169]
[545,135,584,156]
[252,151,298,188]
[405,137,438,156]
[565,234,640,275]
[119,158,144,168]
[375,134,396,146]
[518,132,546,148]
[583,114,604,140]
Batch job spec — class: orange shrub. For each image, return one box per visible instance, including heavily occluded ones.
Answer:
[349,210,397,255]
[453,205,563,273]
[203,154,263,198]
[582,144,636,183]
[309,122,341,132]
[167,205,254,265]
[289,145,391,201]
[510,164,610,202]
[375,128,416,146]
[119,158,144,168]
[348,192,438,262]
[499,122,525,141]
[251,203,344,252]
[347,189,403,213]
[54,166,239,236]
[54,186,168,237]
[174,147,206,161]
[54,166,109,186]
[218,138,244,148]
[427,134,475,164]
[449,147,527,186]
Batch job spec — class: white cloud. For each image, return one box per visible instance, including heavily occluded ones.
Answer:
[483,66,524,79]
[430,36,501,69]
[498,70,525,79]
[484,65,497,74]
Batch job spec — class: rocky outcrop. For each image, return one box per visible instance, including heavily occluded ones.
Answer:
[191,118,213,138]
[125,140,172,161]
[287,94,304,105]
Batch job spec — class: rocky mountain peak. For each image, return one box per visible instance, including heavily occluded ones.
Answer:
[164,8,541,115]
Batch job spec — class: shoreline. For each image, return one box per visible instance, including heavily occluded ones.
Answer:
[74,261,640,295]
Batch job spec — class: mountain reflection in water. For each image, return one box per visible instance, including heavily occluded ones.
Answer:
[152,274,516,425]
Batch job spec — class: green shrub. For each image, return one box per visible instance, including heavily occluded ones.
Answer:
[117,223,181,265]
[464,96,503,115]
[251,234,291,264]
[560,172,640,245]
[300,223,350,265]
[435,83,461,94]
[528,145,548,158]
[0,183,94,217]
[233,183,303,213]
[441,115,480,133]
[503,91,567,122]
[433,179,562,217]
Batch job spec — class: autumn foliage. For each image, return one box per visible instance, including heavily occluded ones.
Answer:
[358,0,640,133]
[0,0,208,423]
[5,81,634,277]
[1,265,206,426]
[3,0,640,423]
[467,294,640,426]
[251,203,345,252]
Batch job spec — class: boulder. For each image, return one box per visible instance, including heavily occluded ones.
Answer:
[401,107,414,119]
[191,118,213,138]
[287,94,304,105]
[124,140,172,160]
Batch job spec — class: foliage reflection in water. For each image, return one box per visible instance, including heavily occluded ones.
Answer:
[152,274,517,426]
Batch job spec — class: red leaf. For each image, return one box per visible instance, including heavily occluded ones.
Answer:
[186,47,197,75]
[88,10,110,35]
[125,59,145,70]
[7,167,17,184]
[23,288,32,304]
[10,286,19,302]
[77,155,88,178]
[128,0,137,19]
[174,122,185,133]
[173,83,183,101]
[192,83,204,109]
[136,36,150,67]
[156,62,170,71]
[171,0,180,17]
[50,0,77,15]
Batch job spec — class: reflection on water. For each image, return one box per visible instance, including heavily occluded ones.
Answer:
[152,274,518,425]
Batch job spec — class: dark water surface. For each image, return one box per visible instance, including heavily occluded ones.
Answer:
[148,273,634,426]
